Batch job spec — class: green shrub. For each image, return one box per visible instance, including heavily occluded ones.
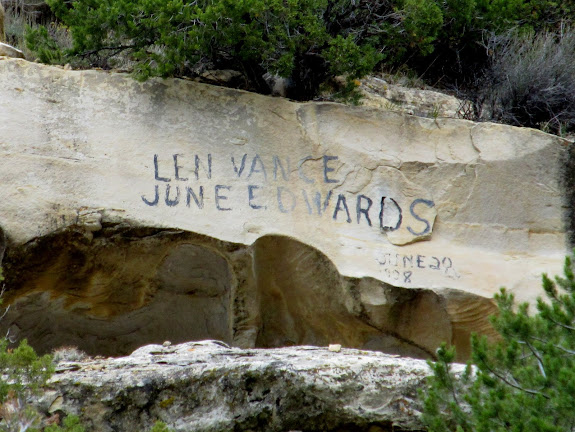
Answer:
[25,0,458,99]
[149,421,174,432]
[21,0,575,129]
[44,415,86,432]
[0,267,54,432]
[422,253,575,431]
[479,29,575,134]
[30,0,378,99]
[25,24,65,64]
[406,0,575,94]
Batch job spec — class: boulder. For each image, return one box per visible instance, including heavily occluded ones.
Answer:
[0,58,571,360]
[43,340,438,432]
[358,76,467,119]
[0,42,24,58]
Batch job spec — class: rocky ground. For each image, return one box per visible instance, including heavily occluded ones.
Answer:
[41,340,443,432]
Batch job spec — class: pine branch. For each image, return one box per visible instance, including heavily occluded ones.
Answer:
[525,340,547,378]
[481,361,549,399]
[531,336,575,356]
[78,44,139,58]
[547,316,575,331]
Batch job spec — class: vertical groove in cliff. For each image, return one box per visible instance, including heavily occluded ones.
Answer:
[561,140,575,247]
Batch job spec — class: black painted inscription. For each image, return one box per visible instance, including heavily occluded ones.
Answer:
[407,199,435,236]
[248,185,266,210]
[378,252,458,283]
[277,187,296,213]
[215,185,232,211]
[141,154,436,240]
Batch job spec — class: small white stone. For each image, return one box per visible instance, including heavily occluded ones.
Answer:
[328,344,342,353]
[163,341,172,347]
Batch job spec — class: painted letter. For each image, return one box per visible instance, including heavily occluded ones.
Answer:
[429,257,441,270]
[298,156,315,184]
[174,154,188,181]
[248,154,267,181]
[417,255,426,269]
[142,185,159,206]
[154,154,171,182]
[314,190,332,215]
[248,185,266,210]
[333,194,352,223]
[403,255,413,268]
[215,185,232,211]
[407,199,435,236]
[404,271,412,283]
[186,186,204,209]
[231,154,247,177]
[165,185,180,207]
[302,190,332,215]
[273,156,290,181]
[356,194,373,226]
[323,155,339,183]
[379,197,402,231]
[194,154,212,180]
[277,187,296,213]
[442,257,453,274]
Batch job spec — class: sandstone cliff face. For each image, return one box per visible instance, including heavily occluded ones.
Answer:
[0,58,571,360]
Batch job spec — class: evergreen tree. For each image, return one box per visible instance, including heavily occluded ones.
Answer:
[422,254,575,432]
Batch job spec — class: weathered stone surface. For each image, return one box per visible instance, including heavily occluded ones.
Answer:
[0,42,24,58]
[0,58,571,360]
[358,76,466,118]
[44,340,437,432]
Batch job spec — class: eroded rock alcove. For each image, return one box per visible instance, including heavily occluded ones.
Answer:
[1,227,234,356]
[1,224,496,360]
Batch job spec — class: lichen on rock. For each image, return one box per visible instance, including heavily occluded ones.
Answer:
[47,340,437,432]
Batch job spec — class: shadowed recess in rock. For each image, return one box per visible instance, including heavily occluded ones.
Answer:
[562,140,575,246]
[252,235,497,360]
[1,226,234,356]
[0,225,496,359]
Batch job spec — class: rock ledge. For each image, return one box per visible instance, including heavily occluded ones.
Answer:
[47,341,438,432]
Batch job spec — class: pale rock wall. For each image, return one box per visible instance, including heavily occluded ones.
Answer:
[0,58,571,359]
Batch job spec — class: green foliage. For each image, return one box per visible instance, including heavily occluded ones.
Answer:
[325,35,382,78]
[0,268,55,410]
[44,415,85,432]
[0,297,55,432]
[20,0,575,129]
[25,0,452,99]
[149,421,174,432]
[401,0,443,56]
[0,339,54,404]
[25,25,65,64]
[422,254,575,432]
[35,0,381,99]
[0,337,55,432]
